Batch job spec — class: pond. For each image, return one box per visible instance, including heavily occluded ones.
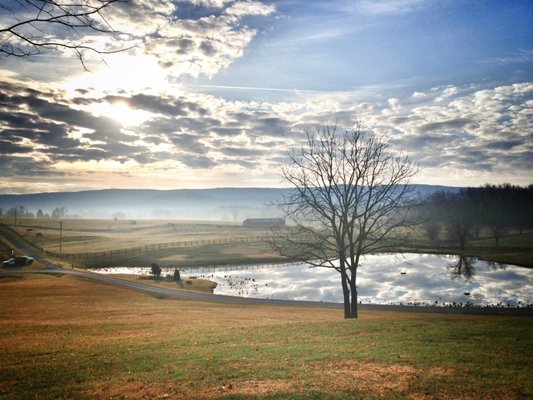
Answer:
[89,253,533,307]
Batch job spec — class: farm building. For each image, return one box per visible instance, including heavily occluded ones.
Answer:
[242,218,285,229]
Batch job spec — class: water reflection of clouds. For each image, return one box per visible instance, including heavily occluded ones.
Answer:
[89,254,533,307]
[199,254,533,307]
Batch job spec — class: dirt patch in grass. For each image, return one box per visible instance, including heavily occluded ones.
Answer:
[310,361,418,394]
[85,379,293,400]
[195,380,294,399]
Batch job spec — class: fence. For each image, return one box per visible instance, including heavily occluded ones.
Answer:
[32,230,533,262]
[170,261,302,274]
[44,235,272,260]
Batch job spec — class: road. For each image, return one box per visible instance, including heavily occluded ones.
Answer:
[1,223,532,315]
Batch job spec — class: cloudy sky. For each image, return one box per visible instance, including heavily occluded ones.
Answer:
[1,0,532,194]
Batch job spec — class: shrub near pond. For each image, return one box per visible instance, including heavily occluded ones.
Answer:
[150,263,161,277]
[173,268,181,281]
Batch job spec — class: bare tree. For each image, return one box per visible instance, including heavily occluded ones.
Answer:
[272,124,418,319]
[423,220,441,246]
[448,256,475,281]
[0,0,129,67]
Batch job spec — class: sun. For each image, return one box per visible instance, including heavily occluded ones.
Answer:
[89,100,151,127]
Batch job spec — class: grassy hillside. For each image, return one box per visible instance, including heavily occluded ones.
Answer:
[0,274,531,399]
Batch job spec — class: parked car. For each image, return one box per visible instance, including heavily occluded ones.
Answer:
[2,258,15,266]
[2,256,34,266]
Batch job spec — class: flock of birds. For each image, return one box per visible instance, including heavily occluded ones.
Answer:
[195,273,267,297]
[189,273,532,308]
[379,300,533,308]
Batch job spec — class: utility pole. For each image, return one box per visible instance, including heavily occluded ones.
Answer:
[59,220,63,255]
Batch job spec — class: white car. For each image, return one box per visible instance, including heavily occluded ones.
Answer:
[2,258,15,266]
[2,256,34,266]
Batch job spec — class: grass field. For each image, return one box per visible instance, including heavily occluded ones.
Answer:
[2,218,533,268]
[5,218,269,253]
[0,274,532,399]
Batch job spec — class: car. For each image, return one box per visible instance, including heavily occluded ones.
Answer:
[2,258,15,266]
[2,256,34,267]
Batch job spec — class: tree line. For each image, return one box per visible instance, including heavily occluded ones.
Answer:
[0,206,67,220]
[419,184,533,249]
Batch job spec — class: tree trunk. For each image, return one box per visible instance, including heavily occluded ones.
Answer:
[340,268,358,319]
[349,268,358,319]
[340,269,351,318]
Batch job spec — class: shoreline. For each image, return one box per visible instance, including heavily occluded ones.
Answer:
[2,267,532,316]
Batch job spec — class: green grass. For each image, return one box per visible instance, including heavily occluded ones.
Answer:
[81,241,286,268]
[3,218,533,268]
[0,274,531,399]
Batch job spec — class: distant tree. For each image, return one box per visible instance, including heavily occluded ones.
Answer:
[272,124,418,319]
[517,184,533,234]
[423,191,474,250]
[36,209,44,218]
[51,206,66,219]
[0,0,130,68]
[5,207,17,218]
[150,263,161,278]
[173,268,181,281]
[422,221,441,246]
[446,210,474,251]
[422,184,533,249]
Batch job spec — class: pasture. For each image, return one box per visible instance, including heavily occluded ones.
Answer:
[3,218,533,268]
[0,274,532,399]
[2,218,285,268]
[1,218,532,398]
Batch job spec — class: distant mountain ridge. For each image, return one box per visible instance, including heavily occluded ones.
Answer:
[0,185,460,220]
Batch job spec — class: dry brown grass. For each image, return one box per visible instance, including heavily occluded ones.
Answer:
[1,273,532,400]
[8,218,270,254]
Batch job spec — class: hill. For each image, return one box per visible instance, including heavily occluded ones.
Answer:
[0,185,459,220]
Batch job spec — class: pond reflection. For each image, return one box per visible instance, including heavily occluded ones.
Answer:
[448,256,476,281]
[200,254,533,307]
[90,253,533,307]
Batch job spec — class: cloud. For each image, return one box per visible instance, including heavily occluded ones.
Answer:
[411,91,427,100]
[0,156,66,177]
[225,1,276,17]
[416,118,475,134]
[1,71,532,191]
[119,0,277,78]
[354,0,435,15]
[478,49,533,66]
[0,80,154,168]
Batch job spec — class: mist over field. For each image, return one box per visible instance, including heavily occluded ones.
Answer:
[0,185,458,221]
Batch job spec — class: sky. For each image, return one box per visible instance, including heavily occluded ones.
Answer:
[0,0,532,194]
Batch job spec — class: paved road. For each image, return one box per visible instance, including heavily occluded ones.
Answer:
[0,224,42,258]
[1,224,532,315]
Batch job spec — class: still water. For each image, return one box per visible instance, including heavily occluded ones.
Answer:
[90,253,533,307]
